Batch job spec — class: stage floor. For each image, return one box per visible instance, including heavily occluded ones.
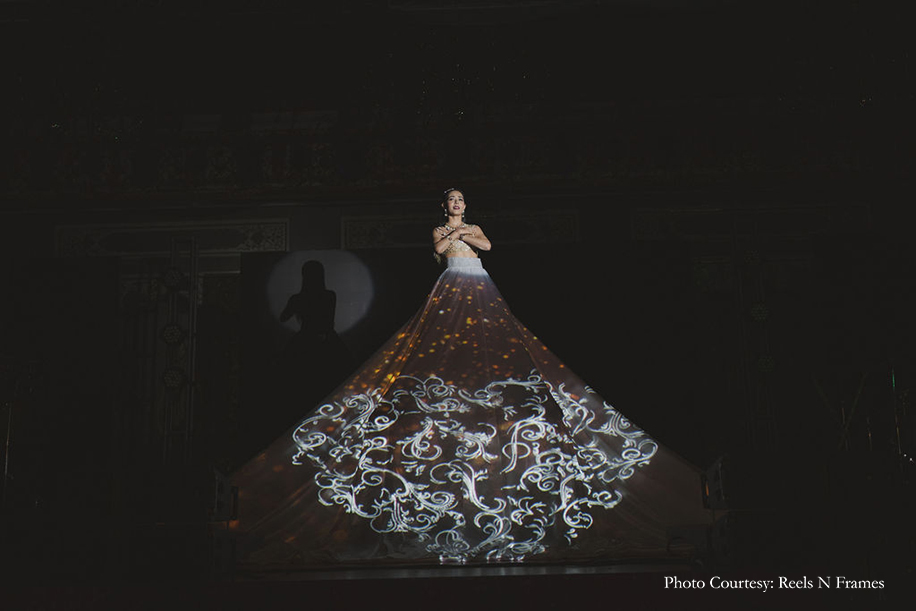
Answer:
[2,562,897,611]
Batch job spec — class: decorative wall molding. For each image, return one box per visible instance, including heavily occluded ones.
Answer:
[55,219,289,257]
[631,203,871,241]
[341,210,579,249]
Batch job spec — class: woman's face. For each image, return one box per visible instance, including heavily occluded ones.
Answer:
[443,190,466,217]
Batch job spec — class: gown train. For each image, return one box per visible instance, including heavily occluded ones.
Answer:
[231,257,712,567]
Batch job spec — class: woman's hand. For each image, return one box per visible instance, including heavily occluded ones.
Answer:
[438,227,470,241]
[433,226,460,254]
[432,224,491,253]
[460,226,492,251]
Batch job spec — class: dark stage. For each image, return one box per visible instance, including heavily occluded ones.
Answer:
[1,0,914,609]
[0,559,907,609]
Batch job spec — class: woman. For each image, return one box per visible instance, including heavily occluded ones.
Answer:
[432,189,491,261]
[231,189,711,567]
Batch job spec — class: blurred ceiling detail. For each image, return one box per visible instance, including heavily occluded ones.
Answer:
[0,1,910,209]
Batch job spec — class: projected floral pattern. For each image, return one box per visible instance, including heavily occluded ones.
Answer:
[292,370,657,563]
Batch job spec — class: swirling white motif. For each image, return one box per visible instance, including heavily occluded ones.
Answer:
[291,370,657,563]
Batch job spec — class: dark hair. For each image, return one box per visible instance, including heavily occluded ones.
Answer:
[441,187,463,201]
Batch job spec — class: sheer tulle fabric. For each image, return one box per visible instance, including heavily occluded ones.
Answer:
[232,257,711,566]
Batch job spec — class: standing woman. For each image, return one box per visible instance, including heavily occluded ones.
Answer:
[231,187,712,567]
[433,189,491,260]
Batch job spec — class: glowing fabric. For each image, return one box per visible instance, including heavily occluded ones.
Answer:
[232,257,711,566]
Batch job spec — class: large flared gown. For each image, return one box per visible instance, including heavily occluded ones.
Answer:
[232,257,712,566]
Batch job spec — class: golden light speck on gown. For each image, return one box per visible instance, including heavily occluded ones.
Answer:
[231,256,712,567]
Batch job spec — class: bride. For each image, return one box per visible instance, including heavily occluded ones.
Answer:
[231,188,711,566]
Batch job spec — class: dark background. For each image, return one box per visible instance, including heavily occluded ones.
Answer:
[0,0,913,607]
